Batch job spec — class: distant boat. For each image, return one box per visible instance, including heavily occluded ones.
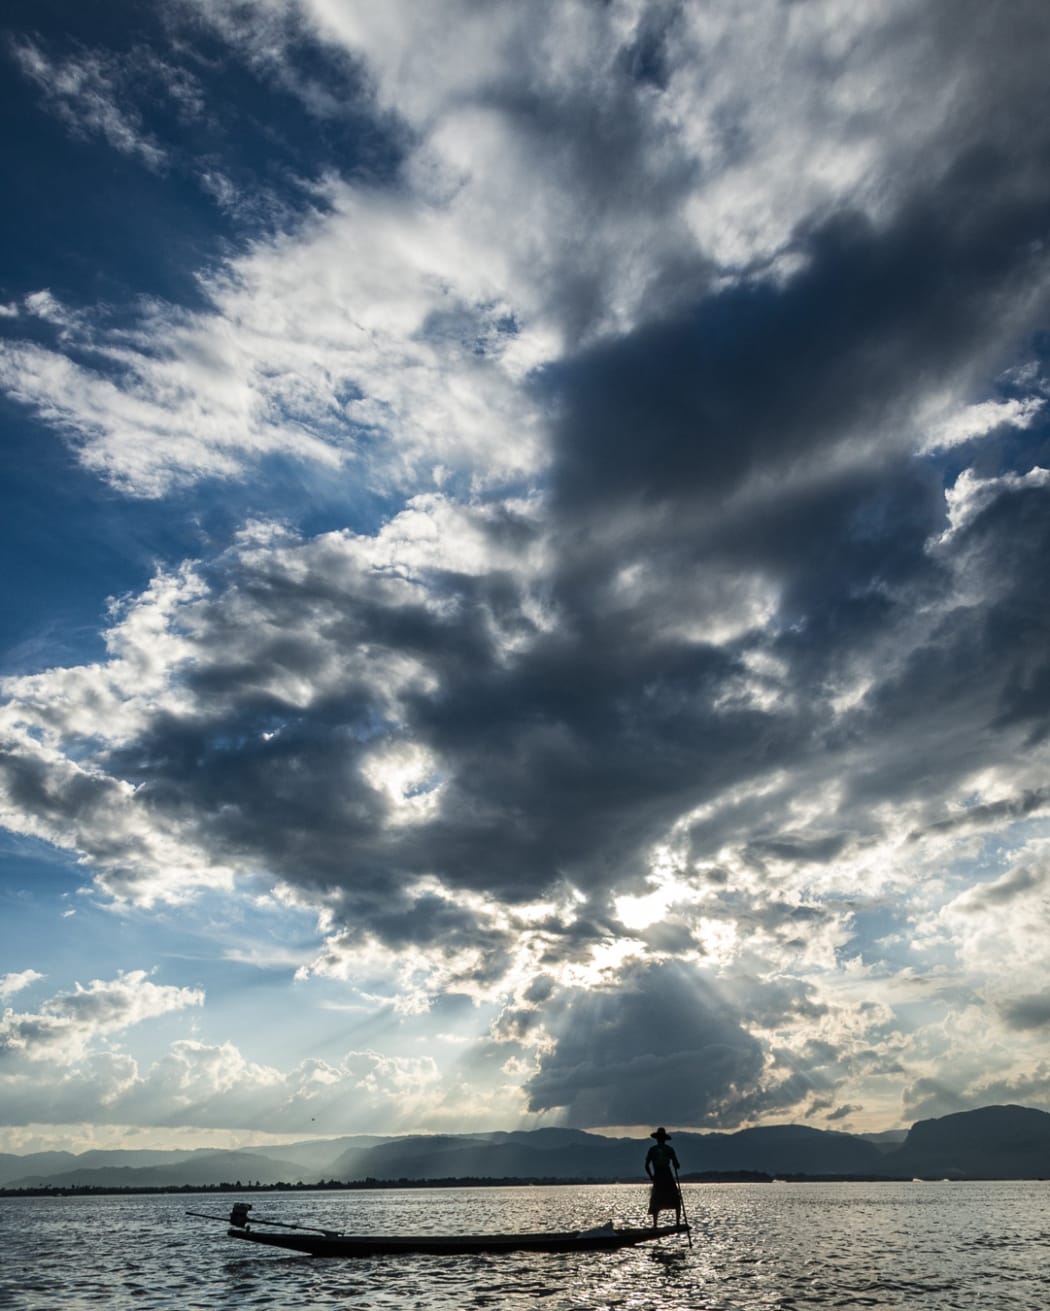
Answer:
[188,1204,689,1257]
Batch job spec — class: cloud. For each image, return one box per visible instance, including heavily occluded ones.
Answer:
[9,37,180,169]
[950,861,1048,914]
[0,1031,453,1136]
[921,397,1045,454]
[0,188,547,496]
[903,1067,1050,1122]
[939,467,1050,543]
[999,994,1050,1032]
[937,848,1050,1031]
[0,972,448,1133]
[3,0,1050,1137]
[522,960,769,1128]
[8,0,1050,502]
[0,971,203,1065]
[548,179,1050,521]
[1,457,1049,1006]
[0,971,44,1001]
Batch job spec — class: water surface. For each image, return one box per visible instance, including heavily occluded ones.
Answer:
[1,1181,1047,1309]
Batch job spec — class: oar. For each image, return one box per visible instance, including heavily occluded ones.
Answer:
[674,1166,692,1246]
[186,1208,344,1238]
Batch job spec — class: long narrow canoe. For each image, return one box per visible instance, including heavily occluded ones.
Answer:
[226,1222,688,1257]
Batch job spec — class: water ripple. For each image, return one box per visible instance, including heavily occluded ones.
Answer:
[1,1181,1048,1310]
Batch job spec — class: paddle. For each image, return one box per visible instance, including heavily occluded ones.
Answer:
[185,1206,343,1238]
[674,1165,692,1246]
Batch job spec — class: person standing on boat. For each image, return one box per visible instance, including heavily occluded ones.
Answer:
[644,1127,681,1228]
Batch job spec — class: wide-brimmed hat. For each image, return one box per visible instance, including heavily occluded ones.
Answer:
[650,1127,671,1140]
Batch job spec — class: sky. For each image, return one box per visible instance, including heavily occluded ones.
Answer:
[1,0,1049,1156]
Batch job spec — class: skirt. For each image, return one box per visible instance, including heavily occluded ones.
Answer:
[648,1168,679,1215]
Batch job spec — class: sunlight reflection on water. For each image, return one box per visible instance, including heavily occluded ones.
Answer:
[1,1182,1048,1310]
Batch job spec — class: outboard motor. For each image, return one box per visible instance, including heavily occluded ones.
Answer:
[229,1202,253,1229]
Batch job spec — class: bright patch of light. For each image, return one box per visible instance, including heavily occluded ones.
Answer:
[615,885,677,931]
[920,396,1044,453]
[830,677,873,715]
[694,917,738,965]
[361,741,445,824]
[560,936,646,989]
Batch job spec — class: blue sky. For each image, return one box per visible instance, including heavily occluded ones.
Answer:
[2,0,1050,1154]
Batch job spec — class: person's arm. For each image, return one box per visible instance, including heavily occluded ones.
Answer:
[645,1146,655,1179]
[671,1148,680,1170]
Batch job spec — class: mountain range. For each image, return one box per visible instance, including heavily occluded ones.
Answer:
[2,1105,1047,1189]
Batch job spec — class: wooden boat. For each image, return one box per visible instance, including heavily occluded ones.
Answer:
[226,1220,689,1257]
[189,1204,688,1257]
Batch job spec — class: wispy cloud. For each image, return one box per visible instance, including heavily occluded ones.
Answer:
[10,37,172,169]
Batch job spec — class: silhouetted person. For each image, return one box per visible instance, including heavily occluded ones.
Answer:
[645,1126,681,1228]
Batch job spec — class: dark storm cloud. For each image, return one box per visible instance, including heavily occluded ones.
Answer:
[619,0,675,92]
[998,994,1050,1031]
[13,438,1050,969]
[549,152,1050,517]
[912,788,1050,840]
[953,864,1046,914]
[94,520,773,919]
[845,470,1050,758]
[508,156,1050,904]
[523,960,767,1128]
[961,482,1050,743]
[535,0,1050,759]
[511,962,840,1130]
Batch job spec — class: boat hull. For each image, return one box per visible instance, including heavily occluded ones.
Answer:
[227,1223,688,1257]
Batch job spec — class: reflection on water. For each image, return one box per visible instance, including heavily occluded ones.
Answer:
[1,1181,1048,1310]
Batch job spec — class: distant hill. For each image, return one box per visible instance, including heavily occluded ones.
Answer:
[9,1150,312,1190]
[0,1152,78,1186]
[327,1129,639,1182]
[239,1135,392,1175]
[889,1105,1050,1179]
[678,1124,888,1176]
[858,1130,909,1154]
[4,1106,1048,1189]
[1,1136,394,1190]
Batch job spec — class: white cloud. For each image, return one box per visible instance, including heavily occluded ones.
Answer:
[361,741,444,826]
[0,188,548,496]
[0,971,204,1065]
[921,397,1045,453]
[938,465,1050,542]
[11,39,168,169]
[288,0,1009,305]
[0,1029,460,1136]
[940,844,1050,994]
[0,496,549,908]
[0,970,45,1001]
[5,0,1033,498]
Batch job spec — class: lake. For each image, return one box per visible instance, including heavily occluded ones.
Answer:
[1,1181,1047,1309]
